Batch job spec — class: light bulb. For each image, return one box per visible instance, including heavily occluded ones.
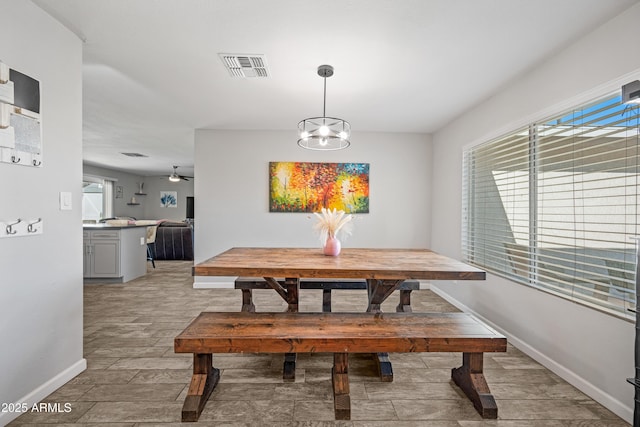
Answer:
[338,131,348,140]
[300,130,310,139]
[320,138,328,146]
[319,125,330,137]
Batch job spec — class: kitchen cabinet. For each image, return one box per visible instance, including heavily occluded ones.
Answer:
[83,225,147,282]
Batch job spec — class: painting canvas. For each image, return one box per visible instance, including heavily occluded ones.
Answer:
[269,162,369,213]
[160,191,177,208]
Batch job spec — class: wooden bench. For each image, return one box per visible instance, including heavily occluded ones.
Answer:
[174,311,507,422]
[234,277,421,313]
[236,277,421,381]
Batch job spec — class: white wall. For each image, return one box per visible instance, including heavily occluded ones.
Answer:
[193,129,431,285]
[0,1,84,424]
[431,4,640,423]
[140,175,193,221]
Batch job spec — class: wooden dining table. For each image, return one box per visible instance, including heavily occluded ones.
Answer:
[193,247,486,380]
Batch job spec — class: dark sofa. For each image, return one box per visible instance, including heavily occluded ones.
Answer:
[153,221,194,261]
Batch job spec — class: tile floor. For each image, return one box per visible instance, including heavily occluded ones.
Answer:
[8,261,630,426]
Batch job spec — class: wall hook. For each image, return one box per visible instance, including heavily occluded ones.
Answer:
[32,159,42,166]
[11,155,21,164]
[6,218,21,235]
[27,218,42,233]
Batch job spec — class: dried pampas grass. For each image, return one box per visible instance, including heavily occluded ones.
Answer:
[313,207,353,243]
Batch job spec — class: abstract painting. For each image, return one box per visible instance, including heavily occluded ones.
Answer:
[160,191,177,208]
[269,162,369,213]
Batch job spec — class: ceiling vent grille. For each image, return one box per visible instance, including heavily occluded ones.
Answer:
[121,152,148,157]
[219,54,269,78]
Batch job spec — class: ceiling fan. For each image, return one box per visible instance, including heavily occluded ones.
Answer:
[168,165,192,182]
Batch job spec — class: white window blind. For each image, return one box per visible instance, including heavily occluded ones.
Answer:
[462,94,640,320]
[82,175,115,221]
[103,179,114,218]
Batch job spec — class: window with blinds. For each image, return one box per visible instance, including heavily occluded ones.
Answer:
[462,93,640,320]
[82,175,115,221]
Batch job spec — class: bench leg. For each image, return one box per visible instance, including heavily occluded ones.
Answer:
[241,289,255,312]
[451,352,498,419]
[332,353,350,420]
[182,353,220,422]
[396,289,413,313]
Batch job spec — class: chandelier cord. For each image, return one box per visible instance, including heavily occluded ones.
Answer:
[322,75,327,118]
[297,64,350,150]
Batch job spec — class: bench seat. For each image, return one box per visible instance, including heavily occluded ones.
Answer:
[175,311,507,422]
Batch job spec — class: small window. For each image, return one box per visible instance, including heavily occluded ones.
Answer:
[82,175,114,221]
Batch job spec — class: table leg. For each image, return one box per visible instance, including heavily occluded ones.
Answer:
[332,353,350,420]
[283,277,299,381]
[285,277,299,313]
[283,353,297,382]
[240,289,255,312]
[375,352,393,382]
[322,289,332,312]
[366,279,403,382]
[366,279,403,312]
[451,352,498,419]
[181,353,220,422]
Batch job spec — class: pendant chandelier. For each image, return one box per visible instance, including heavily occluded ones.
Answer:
[297,65,351,150]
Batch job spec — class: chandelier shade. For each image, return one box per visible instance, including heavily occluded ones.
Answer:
[297,117,351,150]
[297,65,351,150]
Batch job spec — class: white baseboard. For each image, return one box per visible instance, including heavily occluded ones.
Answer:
[193,282,234,289]
[0,358,86,426]
[193,276,235,289]
[429,285,633,424]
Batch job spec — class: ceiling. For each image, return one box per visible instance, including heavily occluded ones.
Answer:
[33,0,639,178]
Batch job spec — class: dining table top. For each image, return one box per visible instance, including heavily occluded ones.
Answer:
[192,247,485,281]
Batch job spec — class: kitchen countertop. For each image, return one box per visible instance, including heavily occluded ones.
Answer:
[83,223,148,229]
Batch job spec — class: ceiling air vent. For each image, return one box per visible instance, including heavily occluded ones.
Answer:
[219,54,269,78]
[121,152,148,157]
